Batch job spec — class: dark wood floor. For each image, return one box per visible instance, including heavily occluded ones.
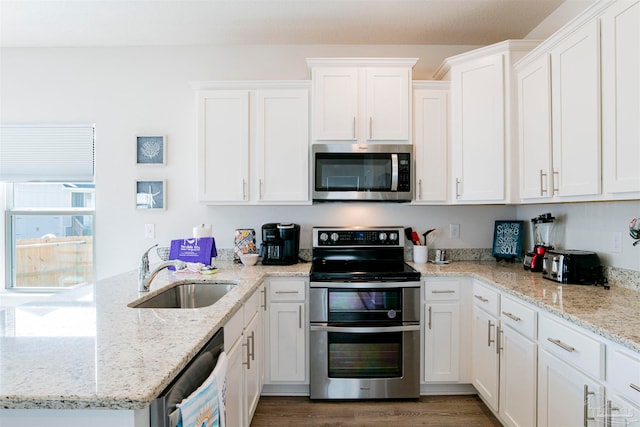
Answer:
[251,395,503,426]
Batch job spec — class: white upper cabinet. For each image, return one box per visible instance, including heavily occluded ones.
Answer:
[254,90,309,203]
[550,19,601,197]
[308,58,416,144]
[517,54,553,200]
[197,90,250,203]
[601,0,640,195]
[195,82,310,205]
[437,41,537,203]
[413,82,449,203]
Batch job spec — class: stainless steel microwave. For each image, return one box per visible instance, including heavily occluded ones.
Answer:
[312,144,413,202]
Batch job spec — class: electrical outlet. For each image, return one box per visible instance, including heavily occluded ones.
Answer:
[449,223,460,239]
[145,223,155,239]
[611,231,622,253]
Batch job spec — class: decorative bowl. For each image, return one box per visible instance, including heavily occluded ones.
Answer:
[240,253,259,266]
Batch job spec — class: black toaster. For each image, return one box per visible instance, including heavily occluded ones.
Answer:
[542,249,603,285]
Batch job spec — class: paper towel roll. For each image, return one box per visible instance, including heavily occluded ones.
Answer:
[193,224,212,238]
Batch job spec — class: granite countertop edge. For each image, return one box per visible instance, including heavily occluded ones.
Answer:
[1,260,638,411]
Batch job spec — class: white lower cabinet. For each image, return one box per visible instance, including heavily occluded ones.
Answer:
[471,303,500,411]
[423,279,462,382]
[538,349,605,427]
[264,278,308,385]
[224,286,263,427]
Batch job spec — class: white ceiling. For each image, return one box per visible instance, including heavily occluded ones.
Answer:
[0,0,590,48]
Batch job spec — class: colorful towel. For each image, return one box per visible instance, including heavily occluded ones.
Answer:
[177,352,227,427]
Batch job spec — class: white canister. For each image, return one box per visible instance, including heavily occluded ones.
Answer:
[413,246,428,264]
[193,224,212,238]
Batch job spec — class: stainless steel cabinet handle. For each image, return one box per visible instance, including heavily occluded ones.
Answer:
[298,305,302,329]
[488,320,495,347]
[418,179,423,200]
[552,169,559,195]
[353,116,357,139]
[261,287,267,311]
[474,295,489,303]
[547,337,576,352]
[584,385,595,426]
[497,327,503,354]
[502,311,521,322]
[630,383,640,393]
[242,179,247,200]
[249,331,255,361]
[428,306,432,330]
[455,178,462,199]
[242,336,251,369]
[259,179,263,200]
[432,290,456,294]
[275,290,299,294]
[540,169,548,196]
[369,117,373,139]
[605,400,620,427]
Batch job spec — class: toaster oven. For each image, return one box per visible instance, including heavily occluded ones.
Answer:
[542,249,603,285]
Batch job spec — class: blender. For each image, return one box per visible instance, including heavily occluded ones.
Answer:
[523,213,556,272]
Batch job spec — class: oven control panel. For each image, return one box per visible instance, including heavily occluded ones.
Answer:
[313,227,404,247]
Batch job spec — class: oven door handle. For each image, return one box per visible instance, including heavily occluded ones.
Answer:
[310,324,420,333]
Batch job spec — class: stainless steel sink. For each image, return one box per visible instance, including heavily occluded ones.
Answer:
[130,282,236,309]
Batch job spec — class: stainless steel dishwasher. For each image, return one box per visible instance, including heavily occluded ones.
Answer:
[150,328,224,427]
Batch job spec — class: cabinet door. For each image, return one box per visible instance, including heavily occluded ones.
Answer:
[365,68,410,140]
[254,90,309,202]
[225,334,245,427]
[312,68,358,140]
[601,0,640,194]
[538,349,604,427]
[607,394,640,427]
[499,326,537,427]
[244,311,261,423]
[518,54,553,200]
[413,87,448,202]
[551,19,601,197]
[268,302,306,382]
[471,306,500,411]
[197,90,249,202]
[451,54,505,201]
[424,302,459,382]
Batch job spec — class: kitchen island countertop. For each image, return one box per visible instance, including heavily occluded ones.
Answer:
[0,260,638,411]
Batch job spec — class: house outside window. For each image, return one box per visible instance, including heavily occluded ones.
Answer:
[1,124,95,290]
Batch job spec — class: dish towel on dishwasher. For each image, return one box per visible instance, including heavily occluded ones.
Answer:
[176,351,227,427]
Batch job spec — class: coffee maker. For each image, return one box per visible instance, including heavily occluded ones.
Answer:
[523,213,556,272]
[260,223,300,265]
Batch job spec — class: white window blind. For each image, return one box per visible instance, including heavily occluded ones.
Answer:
[0,124,95,182]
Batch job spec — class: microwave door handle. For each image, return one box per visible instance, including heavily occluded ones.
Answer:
[391,154,399,191]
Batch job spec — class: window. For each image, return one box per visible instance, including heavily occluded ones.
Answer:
[1,125,95,290]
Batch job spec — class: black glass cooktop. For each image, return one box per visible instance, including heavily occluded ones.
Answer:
[310,259,419,282]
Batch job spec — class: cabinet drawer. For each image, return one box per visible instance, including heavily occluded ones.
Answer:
[224,307,244,352]
[539,314,605,380]
[424,280,460,301]
[244,288,261,324]
[269,279,306,302]
[472,281,500,317]
[500,295,537,340]
[609,348,640,406]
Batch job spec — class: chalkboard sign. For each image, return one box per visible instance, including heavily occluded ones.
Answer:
[491,220,524,262]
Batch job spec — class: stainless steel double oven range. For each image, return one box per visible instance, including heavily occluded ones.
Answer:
[309,226,421,400]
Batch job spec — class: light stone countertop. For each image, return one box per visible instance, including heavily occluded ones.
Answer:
[0,260,638,411]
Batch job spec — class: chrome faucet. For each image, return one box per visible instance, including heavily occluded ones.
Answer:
[138,244,187,292]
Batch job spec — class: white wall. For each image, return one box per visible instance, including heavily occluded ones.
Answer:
[1,43,637,281]
[0,44,489,280]
[516,201,640,272]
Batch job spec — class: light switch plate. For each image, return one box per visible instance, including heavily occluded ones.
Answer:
[145,223,156,239]
[449,223,460,239]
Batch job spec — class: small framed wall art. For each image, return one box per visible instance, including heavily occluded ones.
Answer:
[136,180,166,210]
[136,135,166,165]
[491,220,524,262]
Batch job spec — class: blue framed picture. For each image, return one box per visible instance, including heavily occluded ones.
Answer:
[491,220,524,261]
[136,135,166,165]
